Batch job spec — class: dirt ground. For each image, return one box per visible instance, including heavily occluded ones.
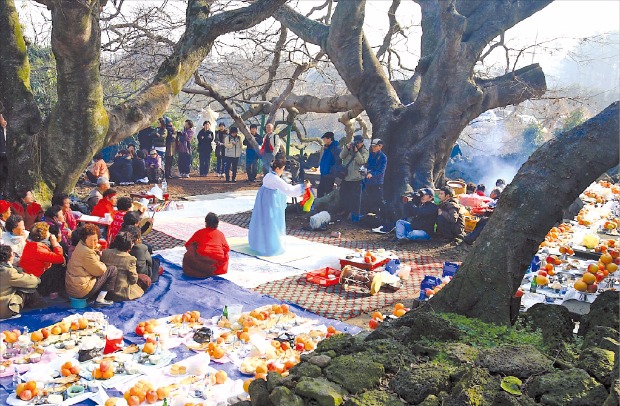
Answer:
[75,171,470,330]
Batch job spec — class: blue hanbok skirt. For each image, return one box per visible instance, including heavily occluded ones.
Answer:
[248,186,287,256]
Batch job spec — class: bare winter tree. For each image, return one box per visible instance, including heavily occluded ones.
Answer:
[270,0,551,212]
[0,0,285,196]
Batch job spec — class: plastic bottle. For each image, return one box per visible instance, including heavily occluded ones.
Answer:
[530,277,537,293]
[222,305,228,319]
[161,179,168,193]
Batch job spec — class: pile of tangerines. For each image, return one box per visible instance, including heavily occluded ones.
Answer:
[574,251,619,293]
[367,303,408,330]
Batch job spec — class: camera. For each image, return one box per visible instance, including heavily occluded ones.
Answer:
[359,166,368,176]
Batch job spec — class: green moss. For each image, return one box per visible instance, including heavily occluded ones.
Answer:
[438,313,545,352]
[5,2,32,90]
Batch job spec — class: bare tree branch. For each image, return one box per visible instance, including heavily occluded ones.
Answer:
[376,0,402,59]
[254,27,288,100]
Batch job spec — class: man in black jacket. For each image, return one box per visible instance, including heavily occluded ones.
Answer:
[395,188,438,240]
[435,186,465,242]
[196,120,214,176]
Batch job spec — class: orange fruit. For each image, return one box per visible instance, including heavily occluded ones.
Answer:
[304,341,316,351]
[69,366,80,375]
[156,387,169,401]
[601,253,613,264]
[255,365,267,374]
[102,370,114,380]
[582,272,596,285]
[145,390,158,404]
[62,361,73,369]
[215,370,227,384]
[393,308,406,317]
[254,373,267,380]
[212,346,225,359]
[243,378,254,393]
[145,323,155,334]
[284,360,296,370]
[25,381,37,392]
[127,395,140,406]
[59,323,70,333]
[280,304,289,314]
[78,318,89,329]
[371,311,384,321]
[61,368,72,377]
[16,383,26,397]
[280,342,290,351]
[239,332,250,342]
[606,263,618,273]
[326,326,336,334]
[394,303,405,310]
[574,279,588,292]
[30,331,43,342]
[143,342,155,354]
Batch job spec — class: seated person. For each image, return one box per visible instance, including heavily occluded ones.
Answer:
[66,224,117,304]
[109,149,134,184]
[145,150,163,183]
[183,212,229,278]
[121,209,153,238]
[132,150,148,183]
[11,189,44,230]
[465,182,476,195]
[436,186,465,242]
[107,197,132,245]
[90,189,117,218]
[475,184,486,196]
[20,222,65,297]
[86,152,110,184]
[1,215,28,265]
[495,178,506,191]
[52,194,78,231]
[87,177,110,211]
[0,200,11,234]
[0,245,42,319]
[125,225,160,284]
[44,205,72,247]
[464,188,501,245]
[395,188,438,241]
[102,231,149,301]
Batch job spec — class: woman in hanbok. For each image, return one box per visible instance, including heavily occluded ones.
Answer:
[249,158,311,256]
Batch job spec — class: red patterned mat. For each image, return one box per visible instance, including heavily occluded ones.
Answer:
[142,229,186,251]
[252,255,444,320]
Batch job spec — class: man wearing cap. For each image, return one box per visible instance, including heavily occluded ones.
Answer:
[91,189,117,218]
[337,134,369,219]
[0,200,11,235]
[364,138,387,218]
[395,188,438,241]
[145,149,163,183]
[317,132,341,198]
[87,177,110,211]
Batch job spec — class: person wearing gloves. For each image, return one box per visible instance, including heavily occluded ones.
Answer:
[337,134,369,219]
[248,158,311,256]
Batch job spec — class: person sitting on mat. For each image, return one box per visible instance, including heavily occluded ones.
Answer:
[183,212,229,278]
[0,244,43,319]
[248,158,311,256]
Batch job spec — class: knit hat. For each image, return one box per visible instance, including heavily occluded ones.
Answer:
[0,200,10,214]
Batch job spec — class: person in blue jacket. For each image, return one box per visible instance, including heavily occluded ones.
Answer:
[317,132,341,198]
[248,158,311,256]
[363,138,387,218]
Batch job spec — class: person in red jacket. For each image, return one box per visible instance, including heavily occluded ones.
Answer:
[11,189,43,230]
[183,212,229,278]
[91,189,117,218]
[20,222,65,297]
[107,197,132,245]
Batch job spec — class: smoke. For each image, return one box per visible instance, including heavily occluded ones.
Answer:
[446,155,525,193]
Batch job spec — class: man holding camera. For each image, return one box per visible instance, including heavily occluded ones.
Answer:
[224,126,242,183]
[337,134,369,219]
[395,188,438,240]
[317,132,341,198]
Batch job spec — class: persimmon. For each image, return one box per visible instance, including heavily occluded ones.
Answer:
[243,378,254,393]
[30,331,43,342]
[145,390,158,404]
[102,370,114,380]
[156,387,169,400]
[127,395,140,406]
[326,326,336,334]
[211,345,225,359]
[78,318,89,329]
[51,326,62,335]
[61,368,72,377]
[574,280,588,292]
[239,332,250,342]
[254,373,267,380]
[371,311,384,321]
[16,383,26,397]
[255,364,267,374]
[280,304,289,314]
[284,360,296,370]
[70,366,80,375]
[393,308,406,317]
[215,370,227,384]
[394,303,405,310]
[304,341,316,351]
[544,263,554,272]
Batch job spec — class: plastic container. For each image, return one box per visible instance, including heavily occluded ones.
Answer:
[442,262,460,278]
[70,297,88,309]
[447,180,466,195]
[305,267,342,287]
[464,216,479,233]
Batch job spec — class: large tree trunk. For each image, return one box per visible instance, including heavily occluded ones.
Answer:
[430,102,620,325]
[275,1,550,215]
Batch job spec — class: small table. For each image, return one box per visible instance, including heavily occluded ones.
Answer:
[130,192,170,204]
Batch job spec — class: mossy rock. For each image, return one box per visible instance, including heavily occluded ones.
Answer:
[526,368,609,405]
[442,367,511,406]
[576,347,615,386]
[294,376,347,406]
[603,379,620,406]
[248,378,273,406]
[343,390,405,406]
[353,339,415,373]
[417,395,440,406]
[583,326,620,358]
[476,345,553,378]
[308,354,332,369]
[269,386,304,406]
[316,333,356,356]
[267,371,285,392]
[435,343,479,365]
[391,309,462,342]
[578,290,620,336]
[520,303,575,343]
[389,362,455,404]
[289,362,323,379]
[324,354,385,394]
[491,391,538,406]
[365,325,412,342]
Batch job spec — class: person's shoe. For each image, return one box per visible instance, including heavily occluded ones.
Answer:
[9,313,22,319]
[232,179,237,183]
[185,174,190,178]
[95,298,114,306]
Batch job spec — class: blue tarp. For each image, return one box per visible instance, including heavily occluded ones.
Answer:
[0,256,360,404]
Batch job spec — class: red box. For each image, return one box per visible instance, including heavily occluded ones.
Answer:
[339,257,390,271]
[305,267,342,287]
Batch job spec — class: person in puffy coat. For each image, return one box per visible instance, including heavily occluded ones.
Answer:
[65,224,117,305]
[224,127,242,182]
[102,231,149,301]
[0,245,41,319]
[20,222,65,297]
